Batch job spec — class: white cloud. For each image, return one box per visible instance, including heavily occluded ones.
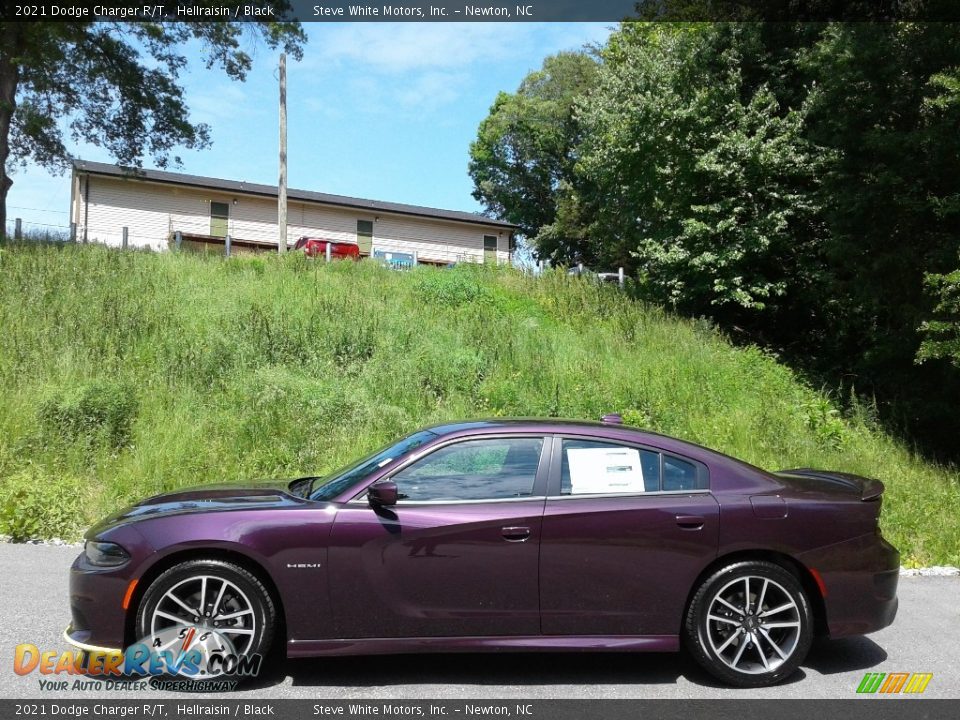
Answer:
[306,22,535,74]
[395,70,468,110]
[294,23,611,115]
[185,83,252,127]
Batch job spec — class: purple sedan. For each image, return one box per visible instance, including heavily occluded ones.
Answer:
[65,417,898,687]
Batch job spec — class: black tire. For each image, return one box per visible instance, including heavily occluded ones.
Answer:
[684,560,813,687]
[135,559,275,683]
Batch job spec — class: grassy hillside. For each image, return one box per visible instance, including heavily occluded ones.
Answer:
[0,241,957,565]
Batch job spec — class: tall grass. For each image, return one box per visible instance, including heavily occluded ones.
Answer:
[0,241,957,564]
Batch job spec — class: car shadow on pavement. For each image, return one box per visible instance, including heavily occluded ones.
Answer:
[246,652,748,690]
[267,652,690,689]
[803,636,888,675]
[242,637,887,691]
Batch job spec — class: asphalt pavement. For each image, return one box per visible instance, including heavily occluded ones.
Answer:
[1,544,956,699]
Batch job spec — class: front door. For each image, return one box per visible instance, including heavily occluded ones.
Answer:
[327,435,549,638]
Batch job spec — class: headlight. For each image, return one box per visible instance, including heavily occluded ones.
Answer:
[84,540,130,567]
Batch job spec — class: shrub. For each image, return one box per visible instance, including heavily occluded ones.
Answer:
[38,380,138,449]
[0,468,89,541]
[801,395,847,451]
[414,269,492,306]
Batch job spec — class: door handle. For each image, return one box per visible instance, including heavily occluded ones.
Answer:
[675,515,705,530]
[501,526,531,542]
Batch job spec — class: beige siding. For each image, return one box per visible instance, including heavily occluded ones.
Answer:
[368,214,509,264]
[82,177,236,250]
[78,174,511,262]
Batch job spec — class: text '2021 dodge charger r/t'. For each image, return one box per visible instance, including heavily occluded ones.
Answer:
[65,416,898,687]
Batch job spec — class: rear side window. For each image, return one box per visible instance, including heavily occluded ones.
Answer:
[560,439,661,495]
[663,455,704,491]
[559,439,707,495]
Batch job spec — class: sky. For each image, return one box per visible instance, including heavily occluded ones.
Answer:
[5,22,613,237]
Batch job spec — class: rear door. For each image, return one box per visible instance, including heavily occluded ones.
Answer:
[327,434,550,638]
[539,435,719,636]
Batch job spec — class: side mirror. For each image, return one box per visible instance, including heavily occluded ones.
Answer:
[368,480,399,507]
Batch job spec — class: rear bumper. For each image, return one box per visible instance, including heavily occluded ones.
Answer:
[798,533,900,638]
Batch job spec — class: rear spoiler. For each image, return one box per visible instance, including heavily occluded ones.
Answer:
[776,468,885,501]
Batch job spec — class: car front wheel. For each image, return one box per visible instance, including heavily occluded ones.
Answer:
[135,559,275,680]
[684,560,813,687]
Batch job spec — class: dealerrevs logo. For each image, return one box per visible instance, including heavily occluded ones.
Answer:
[856,672,933,694]
[15,626,262,690]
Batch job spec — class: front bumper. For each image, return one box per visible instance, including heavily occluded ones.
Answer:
[67,550,133,651]
[62,625,123,654]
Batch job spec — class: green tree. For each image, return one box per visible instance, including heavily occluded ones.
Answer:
[919,265,960,367]
[487,21,960,456]
[798,24,960,451]
[916,68,960,369]
[0,7,305,236]
[468,51,598,260]
[572,25,824,318]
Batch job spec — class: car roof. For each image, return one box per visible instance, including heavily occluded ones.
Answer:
[422,418,692,450]
[423,418,616,434]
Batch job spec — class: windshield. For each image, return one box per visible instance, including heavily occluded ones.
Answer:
[309,429,438,501]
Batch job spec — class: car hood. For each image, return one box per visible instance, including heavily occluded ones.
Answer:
[85,478,315,538]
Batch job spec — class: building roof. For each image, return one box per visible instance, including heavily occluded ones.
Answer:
[72,160,517,231]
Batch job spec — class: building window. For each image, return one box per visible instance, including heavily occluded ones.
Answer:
[357,220,373,255]
[210,201,229,238]
[484,234,498,263]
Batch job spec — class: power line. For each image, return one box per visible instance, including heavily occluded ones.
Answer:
[7,205,69,215]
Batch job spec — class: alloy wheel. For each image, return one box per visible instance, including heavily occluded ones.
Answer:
[704,574,802,675]
[149,574,257,655]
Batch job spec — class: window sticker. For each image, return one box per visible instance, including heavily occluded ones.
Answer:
[567,447,645,494]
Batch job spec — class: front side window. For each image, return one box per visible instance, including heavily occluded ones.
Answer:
[392,437,544,502]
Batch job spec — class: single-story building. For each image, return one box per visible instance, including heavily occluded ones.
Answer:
[69,160,517,265]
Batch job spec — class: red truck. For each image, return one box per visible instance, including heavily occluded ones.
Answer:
[294,237,361,260]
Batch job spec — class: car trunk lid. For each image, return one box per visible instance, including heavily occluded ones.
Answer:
[774,468,885,501]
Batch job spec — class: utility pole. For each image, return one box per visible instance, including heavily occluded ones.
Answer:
[278,52,287,254]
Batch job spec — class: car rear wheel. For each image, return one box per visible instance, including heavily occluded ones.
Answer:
[684,560,813,687]
[135,559,275,680]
